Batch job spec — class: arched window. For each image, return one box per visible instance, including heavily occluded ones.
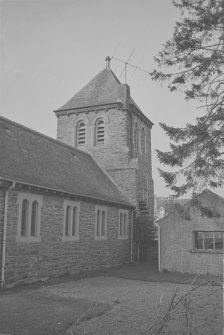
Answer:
[31,200,38,237]
[141,128,145,154]
[119,210,128,239]
[63,201,80,240]
[65,205,71,236]
[95,207,107,240]
[21,199,29,236]
[96,209,101,237]
[124,213,127,236]
[119,212,123,236]
[95,118,105,145]
[134,122,138,152]
[101,210,106,237]
[17,194,42,242]
[76,121,85,146]
[72,206,78,236]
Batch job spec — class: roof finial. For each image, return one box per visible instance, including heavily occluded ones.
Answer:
[105,56,111,68]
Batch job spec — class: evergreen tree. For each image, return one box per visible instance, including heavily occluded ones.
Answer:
[151,0,224,196]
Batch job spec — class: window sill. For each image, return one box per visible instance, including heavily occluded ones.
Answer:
[16,236,41,243]
[62,236,79,242]
[191,249,224,254]
[118,236,128,240]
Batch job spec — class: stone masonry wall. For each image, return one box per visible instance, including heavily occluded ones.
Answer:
[57,108,131,167]
[4,189,131,286]
[159,208,223,275]
[107,168,137,206]
[56,104,154,219]
[131,111,154,219]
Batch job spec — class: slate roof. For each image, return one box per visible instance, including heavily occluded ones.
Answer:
[56,67,121,110]
[158,189,224,224]
[0,116,133,208]
[55,66,153,126]
[195,189,224,216]
[157,197,189,211]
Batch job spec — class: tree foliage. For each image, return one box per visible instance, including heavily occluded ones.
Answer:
[151,0,224,196]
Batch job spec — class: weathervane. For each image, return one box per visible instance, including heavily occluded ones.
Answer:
[106,50,151,84]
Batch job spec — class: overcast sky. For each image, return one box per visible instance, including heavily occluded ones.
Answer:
[1,0,223,198]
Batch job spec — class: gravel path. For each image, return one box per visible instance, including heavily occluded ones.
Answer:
[41,276,223,335]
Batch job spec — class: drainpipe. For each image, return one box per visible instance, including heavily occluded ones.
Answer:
[1,181,15,288]
[158,224,161,272]
[130,210,133,262]
[130,209,136,262]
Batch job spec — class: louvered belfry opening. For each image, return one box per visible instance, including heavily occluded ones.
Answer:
[96,118,104,144]
[77,121,85,145]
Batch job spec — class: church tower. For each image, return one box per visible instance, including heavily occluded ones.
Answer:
[54,58,154,220]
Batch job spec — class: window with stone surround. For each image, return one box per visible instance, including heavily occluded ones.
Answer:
[95,118,105,145]
[118,210,128,239]
[63,201,80,241]
[95,206,107,240]
[193,231,224,252]
[16,193,42,242]
[76,121,86,146]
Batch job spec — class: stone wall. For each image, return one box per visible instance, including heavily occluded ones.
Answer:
[56,105,154,219]
[107,168,137,206]
[130,110,154,217]
[3,189,131,286]
[159,206,223,275]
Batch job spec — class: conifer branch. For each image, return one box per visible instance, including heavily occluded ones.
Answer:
[152,0,224,195]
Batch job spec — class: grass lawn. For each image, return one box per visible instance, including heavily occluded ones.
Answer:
[95,260,222,286]
[0,288,112,335]
[0,261,221,335]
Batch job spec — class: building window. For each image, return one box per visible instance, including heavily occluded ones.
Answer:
[193,231,224,252]
[63,201,80,241]
[17,193,42,242]
[65,205,71,236]
[72,206,78,236]
[95,118,105,145]
[95,206,107,240]
[76,121,86,146]
[31,200,38,237]
[21,199,29,236]
[133,122,138,152]
[141,128,145,154]
[118,210,128,239]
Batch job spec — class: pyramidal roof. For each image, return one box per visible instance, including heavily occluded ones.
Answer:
[55,59,153,125]
[56,65,123,111]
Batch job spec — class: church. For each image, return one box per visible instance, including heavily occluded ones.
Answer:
[0,58,154,287]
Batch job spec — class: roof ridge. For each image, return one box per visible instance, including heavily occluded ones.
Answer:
[88,66,122,84]
[107,66,121,84]
[0,115,91,158]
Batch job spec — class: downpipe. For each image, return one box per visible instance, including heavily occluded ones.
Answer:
[1,181,15,288]
[130,209,136,262]
[158,224,161,272]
